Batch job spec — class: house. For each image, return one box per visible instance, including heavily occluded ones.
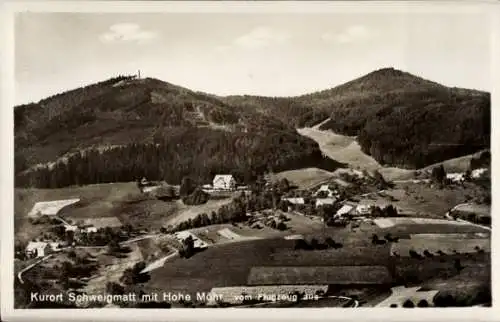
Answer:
[447,173,465,183]
[283,197,305,205]
[174,231,209,249]
[49,242,61,251]
[315,198,337,208]
[314,185,335,198]
[85,226,98,233]
[335,204,354,217]
[25,241,50,258]
[472,168,488,179]
[356,204,372,215]
[64,224,79,232]
[212,174,236,191]
[142,185,161,193]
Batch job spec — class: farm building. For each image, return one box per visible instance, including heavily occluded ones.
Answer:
[315,198,336,208]
[27,199,80,218]
[283,197,305,205]
[83,226,98,233]
[213,174,236,191]
[64,225,79,232]
[174,231,208,249]
[142,185,161,193]
[335,204,354,217]
[446,173,465,183]
[314,185,336,198]
[472,168,488,178]
[355,204,372,215]
[25,241,51,258]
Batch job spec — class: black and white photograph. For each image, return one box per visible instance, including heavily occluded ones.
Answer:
[1,0,497,318]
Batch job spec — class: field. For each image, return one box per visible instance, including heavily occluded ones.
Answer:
[369,182,490,219]
[296,127,415,181]
[83,243,144,295]
[28,199,80,217]
[15,183,139,243]
[375,286,439,307]
[165,198,234,227]
[390,234,490,257]
[373,217,472,229]
[274,168,336,189]
[247,266,392,285]
[421,150,489,173]
[452,203,491,217]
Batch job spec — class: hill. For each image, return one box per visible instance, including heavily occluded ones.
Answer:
[15,76,343,188]
[226,68,490,169]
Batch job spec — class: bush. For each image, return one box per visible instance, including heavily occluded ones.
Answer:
[417,299,429,307]
[402,299,415,308]
[182,188,209,206]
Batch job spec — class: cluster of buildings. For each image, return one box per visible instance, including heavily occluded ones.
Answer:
[445,167,489,183]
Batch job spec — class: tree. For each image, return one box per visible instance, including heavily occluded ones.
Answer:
[454,259,464,272]
[294,239,309,250]
[277,222,287,231]
[180,176,195,197]
[107,240,121,254]
[325,237,336,248]
[310,238,319,250]
[106,282,124,295]
[431,165,446,184]
[463,169,472,181]
[371,234,379,245]
[277,178,290,193]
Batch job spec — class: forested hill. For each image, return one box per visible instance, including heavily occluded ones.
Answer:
[15,76,343,188]
[225,67,491,169]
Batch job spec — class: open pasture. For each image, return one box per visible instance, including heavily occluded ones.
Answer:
[390,235,490,257]
[269,245,391,267]
[452,203,491,217]
[390,182,490,219]
[27,199,80,217]
[375,286,439,307]
[247,265,392,285]
[274,167,336,189]
[373,217,471,229]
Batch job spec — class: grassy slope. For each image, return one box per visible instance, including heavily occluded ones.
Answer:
[145,221,489,297]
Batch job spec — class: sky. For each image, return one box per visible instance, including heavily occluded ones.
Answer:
[14,11,492,105]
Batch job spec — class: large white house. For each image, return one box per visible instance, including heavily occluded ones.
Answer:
[213,174,236,191]
[25,241,51,258]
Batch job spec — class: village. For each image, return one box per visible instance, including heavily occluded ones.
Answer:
[14,159,491,308]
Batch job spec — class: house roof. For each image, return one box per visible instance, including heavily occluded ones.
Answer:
[284,197,305,204]
[336,204,354,216]
[214,174,234,181]
[316,198,336,204]
[26,241,48,251]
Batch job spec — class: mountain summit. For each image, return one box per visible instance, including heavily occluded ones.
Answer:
[15,67,489,188]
